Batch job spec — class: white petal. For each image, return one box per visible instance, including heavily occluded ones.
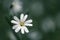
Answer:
[15,27,20,33]
[11,20,18,24]
[23,15,28,21]
[20,14,24,21]
[25,24,33,26]
[21,28,24,34]
[25,19,32,24]
[24,27,29,33]
[12,25,18,29]
[13,16,19,22]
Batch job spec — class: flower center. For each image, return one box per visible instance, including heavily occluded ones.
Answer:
[20,21,24,26]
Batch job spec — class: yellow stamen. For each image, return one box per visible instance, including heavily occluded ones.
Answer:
[20,21,24,26]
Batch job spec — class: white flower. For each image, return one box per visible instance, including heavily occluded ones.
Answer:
[11,14,33,34]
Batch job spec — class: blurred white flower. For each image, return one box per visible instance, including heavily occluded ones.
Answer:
[7,31,17,40]
[28,31,42,40]
[11,14,33,34]
[56,12,60,28]
[41,17,55,32]
[12,0,23,13]
[30,2,44,17]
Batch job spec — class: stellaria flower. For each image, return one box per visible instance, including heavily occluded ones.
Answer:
[11,14,33,34]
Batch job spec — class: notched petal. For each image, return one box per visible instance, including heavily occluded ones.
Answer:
[13,16,19,22]
[25,24,33,26]
[11,20,18,24]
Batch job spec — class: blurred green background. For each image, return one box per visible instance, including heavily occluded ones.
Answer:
[0,0,60,40]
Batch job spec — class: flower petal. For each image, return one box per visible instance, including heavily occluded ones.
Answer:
[12,25,18,29]
[25,19,32,24]
[20,13,24,21]
[15,27,21,33]
[13,16,19,22]
[25,24,33,26]
[24,27,29,33]
[21,28,24,34]
[11,20,18,24]
[23,15,28,21]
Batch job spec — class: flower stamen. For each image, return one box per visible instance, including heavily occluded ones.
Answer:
[20,21,24,26]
